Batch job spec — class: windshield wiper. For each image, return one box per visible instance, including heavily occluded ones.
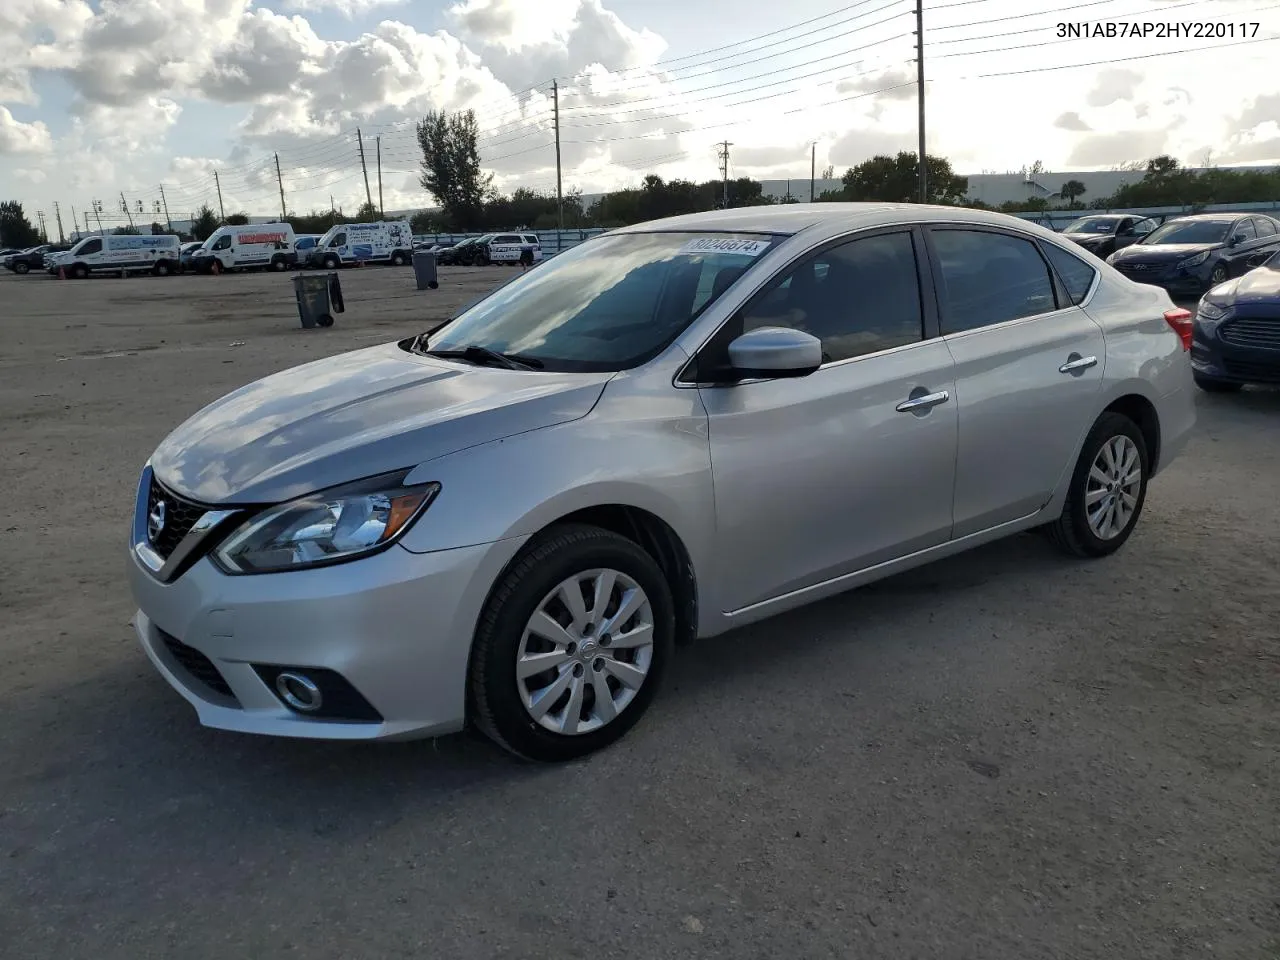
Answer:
[414,341,542,370]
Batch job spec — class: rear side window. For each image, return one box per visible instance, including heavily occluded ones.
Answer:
[496,234,521,244]
[1252,217,1276,238]
[931,229,1058,334]
[1043,243,1097,306]
[523,235,539,245]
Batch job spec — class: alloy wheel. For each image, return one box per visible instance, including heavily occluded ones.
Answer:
[1085,435,1142,540]
[516,568,654,735]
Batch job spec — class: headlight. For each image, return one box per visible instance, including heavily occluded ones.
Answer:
[1178,250,1212,269]
[212,471,440,574]
[1197,299,1228,321]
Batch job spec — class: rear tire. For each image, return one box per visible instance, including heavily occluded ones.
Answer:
[391,251,406,266]
[468,524,674,762]
[1194,374,1243,393]
[153,261,171,276]
[272,256,287,271]
[1048,412,1149,559]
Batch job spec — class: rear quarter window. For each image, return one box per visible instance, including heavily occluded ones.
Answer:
[1043,242,1098,306]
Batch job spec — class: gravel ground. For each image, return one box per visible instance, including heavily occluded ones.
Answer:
[0,266,1277,960]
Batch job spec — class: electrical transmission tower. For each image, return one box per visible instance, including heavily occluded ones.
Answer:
[717,141,733,209]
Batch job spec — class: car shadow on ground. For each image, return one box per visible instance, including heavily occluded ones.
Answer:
[9,526,1081,828]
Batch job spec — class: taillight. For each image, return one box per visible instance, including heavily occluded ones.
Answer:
[1163,307,1193,351]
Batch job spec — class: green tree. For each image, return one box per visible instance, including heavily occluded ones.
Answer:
[416,108,492,230]
[1058,179,1087,206]
[225,212,250,225]
[0,200,42,248]
[114,225,141,235]
[356,200,380,220]
[831,152,968,204]
[190,205,220,241]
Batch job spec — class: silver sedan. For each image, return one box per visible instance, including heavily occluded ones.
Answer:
[127,203,1196,761]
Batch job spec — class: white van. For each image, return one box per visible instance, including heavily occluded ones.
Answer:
[309,220,413,268]
[57,233,182,278]
[191,222,297,274]
[481,232,543,265]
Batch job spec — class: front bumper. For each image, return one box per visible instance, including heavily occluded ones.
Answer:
[128,519,526,741]
[1111,259,1212,294]
[1191,312,1280,384]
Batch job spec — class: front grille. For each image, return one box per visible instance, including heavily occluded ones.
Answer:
[1223,358,1280,383]
[146,476,207,559]
[1220,318,1280,351]
[158,630,237,701]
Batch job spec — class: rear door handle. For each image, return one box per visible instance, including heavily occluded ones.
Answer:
[896,390,950,413]
[1059,354,1098,374]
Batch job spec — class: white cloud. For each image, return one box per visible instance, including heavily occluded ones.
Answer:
[0,106,53,154]
[281,0,407,17]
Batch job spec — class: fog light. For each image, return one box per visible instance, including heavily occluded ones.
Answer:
[275,672,323,712]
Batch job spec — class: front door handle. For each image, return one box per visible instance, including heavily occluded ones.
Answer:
[896,389,950,413]
[1059,354,1098,374]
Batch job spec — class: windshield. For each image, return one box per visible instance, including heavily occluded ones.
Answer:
[1143,219,1231,245]
[423,231,781,372]
[1064,218,1119,235]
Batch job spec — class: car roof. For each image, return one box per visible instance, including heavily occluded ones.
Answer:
[608,202,1070,238]
[1166,213,1246,222]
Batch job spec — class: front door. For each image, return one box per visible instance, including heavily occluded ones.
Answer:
[925,227,1107,538]
[696,228,958,614]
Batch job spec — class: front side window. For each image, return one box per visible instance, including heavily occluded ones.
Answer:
[1132,218,1159,237]
[1065,217,1119,235]
[1233,219,1257,243]
[727,230,924,365]
[932,229,1058,333]
[211,235,232,251]
[331,233,347,247]
[423,232,780,372]
[78,239,103,256]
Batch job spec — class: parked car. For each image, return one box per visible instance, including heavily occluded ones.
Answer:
[292,234,323,264]
[179,242,203,272]
[476,232,543,266]
[1061,214,1160,258]
[1190,249,1280,391]
[308,220,414,269]
[126,204,1195,761]
[4,243,70,274]
[436,234,493,266]
[1106,212,1280,295]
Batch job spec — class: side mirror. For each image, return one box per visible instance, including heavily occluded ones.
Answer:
[726,326,823,379]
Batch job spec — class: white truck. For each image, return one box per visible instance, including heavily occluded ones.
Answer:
[55,233,182,278]
[309,220,413,268]
[190,222,298,274]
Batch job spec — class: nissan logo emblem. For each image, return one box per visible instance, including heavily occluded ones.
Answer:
[148,499,167,543]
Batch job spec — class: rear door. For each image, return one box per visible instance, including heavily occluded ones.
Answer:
[1243,217,1280,270]
[924,226,1106,538]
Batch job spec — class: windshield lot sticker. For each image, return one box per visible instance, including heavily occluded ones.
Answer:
[678,238,771,257]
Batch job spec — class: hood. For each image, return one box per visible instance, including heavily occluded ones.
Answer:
[1111,242,1219,261]
[149,342,613,505]
[1204,265,1280,307]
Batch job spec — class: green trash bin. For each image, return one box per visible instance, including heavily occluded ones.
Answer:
[292,272,344,328]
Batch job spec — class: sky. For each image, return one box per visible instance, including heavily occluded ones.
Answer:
[2,0,1279,232]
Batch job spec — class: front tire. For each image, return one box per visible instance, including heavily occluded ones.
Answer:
[1048,412,1149,559]
[468,524,675,762]
[14,262,29,274]
[1209,263,1229,287]
[73,263,88,279]
[322,255,339,269]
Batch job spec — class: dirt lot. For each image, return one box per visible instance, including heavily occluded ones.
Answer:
[0,266,1277,959]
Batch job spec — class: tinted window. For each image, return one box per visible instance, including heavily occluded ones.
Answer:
[1133,218,1158,236]
[496,234,521,244]
[1254,217,1277,238]
[1234,219,1257,242]
[1043,243,1097,306]
[1064,217,1119,235]
[425,232,779,372]
[932,229,1058,333]
[79,239,103,255]
[523,235,540,244]
[734,231,924,364]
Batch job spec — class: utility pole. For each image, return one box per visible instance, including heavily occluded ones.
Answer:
[915,2,927,203]
[37,210,47,241]
[120,192,135,229]
[71,206,80,238]
[717,141,733,209]
[213,169,226,221]
[92,200,104,234]
[274,153,287,222]
[810,142,816,203]
[357,129,373,211]
[376,134,383,217]
[53,202,65,242]
[553,79,564,232]
[158,185,172,231]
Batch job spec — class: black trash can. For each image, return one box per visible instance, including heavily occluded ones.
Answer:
[292,272,344,328]
[412,250,439,290]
